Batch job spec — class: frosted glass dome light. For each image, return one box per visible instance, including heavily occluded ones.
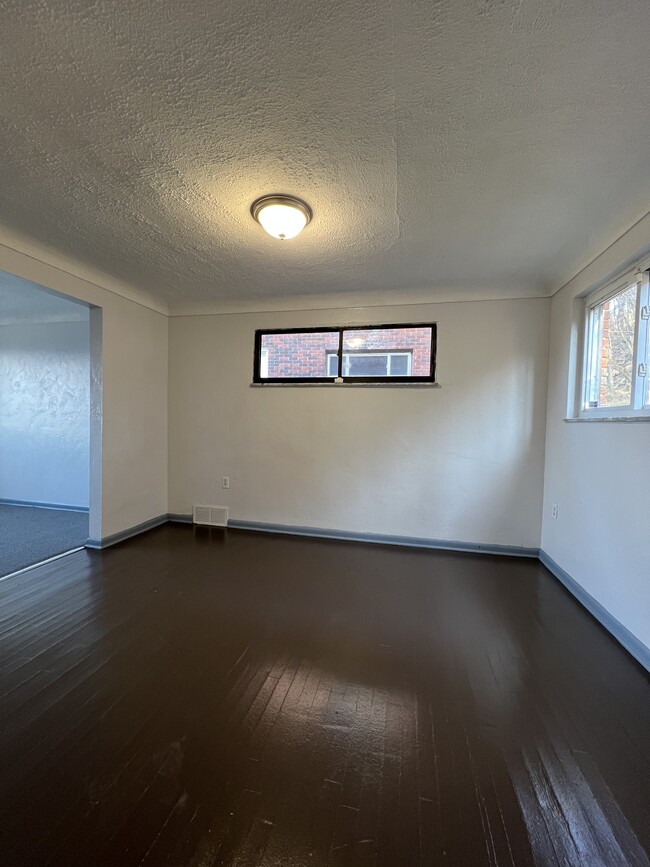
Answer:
[251,195,312,240]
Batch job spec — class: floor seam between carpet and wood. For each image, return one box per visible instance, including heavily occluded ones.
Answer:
[0,504,89,578]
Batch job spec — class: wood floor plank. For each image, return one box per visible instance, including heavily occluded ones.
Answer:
[0,524,647,866]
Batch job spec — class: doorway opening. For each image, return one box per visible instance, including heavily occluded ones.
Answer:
[0,271,102,578]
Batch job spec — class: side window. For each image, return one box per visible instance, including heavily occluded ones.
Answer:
[582,271,649,417]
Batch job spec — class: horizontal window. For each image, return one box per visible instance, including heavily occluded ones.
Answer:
[253,324,436,384]
[581,269,649,417]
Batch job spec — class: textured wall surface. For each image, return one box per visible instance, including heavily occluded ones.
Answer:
[0,0,649,311]
[169,297,550,549]
[0,320,90,507]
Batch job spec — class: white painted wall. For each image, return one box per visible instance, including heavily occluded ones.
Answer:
[541,214,650,652]
[0,320,89,507]
[0,235,168,541]
[169,298,550,549]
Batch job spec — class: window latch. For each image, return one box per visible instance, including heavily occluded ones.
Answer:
[642,305,650,320]
[638,363,647,378]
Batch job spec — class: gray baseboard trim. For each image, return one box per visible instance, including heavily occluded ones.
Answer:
[227,519,539,558]
[78,515,649,672]
[539,550,650,673]
[0,497,89,513]
[85,514,169,549]
[168,513,193,524]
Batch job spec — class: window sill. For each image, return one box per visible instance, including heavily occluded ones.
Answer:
[564,415,650,423]
[250,382,441,389]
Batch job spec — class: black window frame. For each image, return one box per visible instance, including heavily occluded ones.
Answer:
[253,323,437,384]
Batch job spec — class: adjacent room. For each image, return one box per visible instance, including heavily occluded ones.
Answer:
[0,0,648,865]
[0,274,91,576]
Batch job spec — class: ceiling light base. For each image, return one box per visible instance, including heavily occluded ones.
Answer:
[251,194,312,240]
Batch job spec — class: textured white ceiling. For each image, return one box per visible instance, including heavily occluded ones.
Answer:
[0,0,649,312]
[0,271,89,324]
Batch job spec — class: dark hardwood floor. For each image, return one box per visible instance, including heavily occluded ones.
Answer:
[0,524,648,866]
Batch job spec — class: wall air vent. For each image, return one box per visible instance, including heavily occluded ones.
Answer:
[192,505,229,527]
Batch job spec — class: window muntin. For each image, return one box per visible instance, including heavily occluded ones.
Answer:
[582,270,650,417]
[254,324,436,384]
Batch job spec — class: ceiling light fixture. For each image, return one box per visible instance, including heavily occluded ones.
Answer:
[251,194,312,240]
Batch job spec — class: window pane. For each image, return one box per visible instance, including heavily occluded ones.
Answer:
[389,354,409,375]
[587,284,637,408]
[326,353,339,376]
[347,354,389,376]
[342,327,432,377]
[260,331,339,379]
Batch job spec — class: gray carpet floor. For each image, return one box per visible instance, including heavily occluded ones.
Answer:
[0,505,89,578]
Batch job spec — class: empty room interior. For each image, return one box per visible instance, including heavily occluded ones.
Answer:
[0,1,648,865]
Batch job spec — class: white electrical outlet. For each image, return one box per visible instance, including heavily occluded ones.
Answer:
[552,504,558,519]
[222,476,230,489]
